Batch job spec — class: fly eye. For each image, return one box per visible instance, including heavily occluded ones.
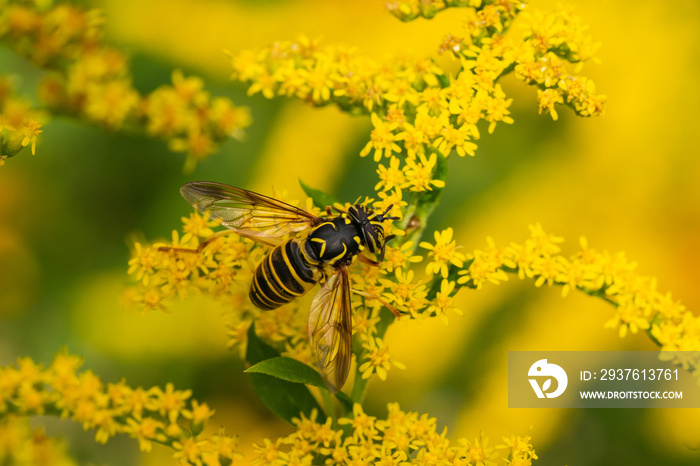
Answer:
[362,224,383,253]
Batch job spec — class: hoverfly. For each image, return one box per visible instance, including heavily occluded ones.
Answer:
[170,181,400,392]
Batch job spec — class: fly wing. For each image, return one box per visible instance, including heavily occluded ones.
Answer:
[180,181,318,239]
[308,268,352,393]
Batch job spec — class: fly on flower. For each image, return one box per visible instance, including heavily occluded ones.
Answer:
[164,181,401,392]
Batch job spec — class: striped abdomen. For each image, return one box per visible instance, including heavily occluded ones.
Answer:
[249,239,319,310]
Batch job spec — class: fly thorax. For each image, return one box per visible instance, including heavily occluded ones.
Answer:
[303,217,362,266]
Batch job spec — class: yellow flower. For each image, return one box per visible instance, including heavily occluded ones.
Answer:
[50,352,82,386]
[530,254,563,288]
[405,152,446,192]
[253,437,284,464]
[394,121,426,158]
[483,84,514,134]
[0,1,249,166]
[16,384,48,414]
[133,284,171,313]
[459,433,498,466]
[430,279,462,324]
[384,80,419,108]
[297,59,333,104]
[93,409,119,444]
[375,156,409,192]
[171,69,205,102]
[255,402,536,464]
[420,227,465,278]
[382,241,422,273]
[360,113,401,162]
[0,91,44,159]
[1,353,242,463]
[338,403,378,440]
[433,122,478,157]
[183,400,215,425]
[413,107,447,141]
[381,268,428,316]
[497,433,538,462]
[359,337,406,381]
[210,428,244,463]
[84,79,139,128]
[419,86,448,114]
[181,212,217,239]
[0,417,77,466]
[172,437,206,466]
[459,237,509,289]
[537,88,564,120]
[210,97,251,139]
[152,383,192,423]
[17,118,43,155]
[125,417,165,452]
[604,303,651,338]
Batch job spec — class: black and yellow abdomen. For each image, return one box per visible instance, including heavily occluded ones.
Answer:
[249,239,319,310]
[249,217,365,311]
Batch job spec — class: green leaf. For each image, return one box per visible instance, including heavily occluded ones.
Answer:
[245,324,326,424]
[299,178,340,210]
[645,313,663,347]
[436,73,450,88]
[333,390,355,414]
[245,357,325,387]
[246,322,280,364]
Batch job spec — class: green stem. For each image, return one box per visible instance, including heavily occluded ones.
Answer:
[321,387,335,425]
[350,372,370,404]
[350,306,396,404]
[577,285,619,307]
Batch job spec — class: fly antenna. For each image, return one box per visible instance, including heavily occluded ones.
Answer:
[379,205,400,221]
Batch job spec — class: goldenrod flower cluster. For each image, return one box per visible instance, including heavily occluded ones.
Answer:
[459,224,700,373]
[0,76,43,164]
[0,416,76,466]
[127,201,418,383]
[386,0,481,21]
[0,352,243,466]
[252,404,537,465]
[127,212,263,314]
[0,0,251,168]
[128,182,487,381]
[127,203,317,359]
[229,0,605,194]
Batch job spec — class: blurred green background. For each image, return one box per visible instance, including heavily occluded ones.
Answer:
[1,0,699,464]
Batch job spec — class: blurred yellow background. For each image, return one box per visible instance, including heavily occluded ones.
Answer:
[1,0,699,464]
